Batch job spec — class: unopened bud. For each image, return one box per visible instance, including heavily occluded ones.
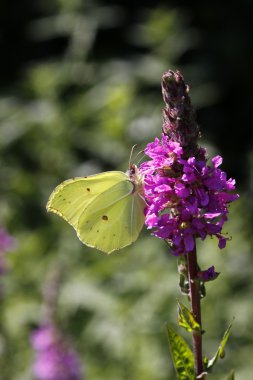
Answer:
[161,70,201,158]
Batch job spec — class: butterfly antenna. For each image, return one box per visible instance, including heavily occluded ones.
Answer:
[129,144,138,167]
[135,152,145,166]
[132,148,145,165]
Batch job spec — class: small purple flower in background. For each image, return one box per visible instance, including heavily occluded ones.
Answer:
[140,70,239,256]
[0,227,15,275]
[31,325,83,380]
[197,265,220,282]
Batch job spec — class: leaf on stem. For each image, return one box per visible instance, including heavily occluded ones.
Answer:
[226,370,235,380]
[204,319,234,371]
[177,300,201,333]
[166,325,195,380]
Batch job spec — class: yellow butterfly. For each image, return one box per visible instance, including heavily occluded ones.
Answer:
[46,165,145,254]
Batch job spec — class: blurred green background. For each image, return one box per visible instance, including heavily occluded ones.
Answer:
[0,0,252,379]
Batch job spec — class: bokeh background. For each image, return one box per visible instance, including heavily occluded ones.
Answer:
[0,0,253,379]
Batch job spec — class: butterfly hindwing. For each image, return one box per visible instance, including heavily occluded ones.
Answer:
[77,180,145,253]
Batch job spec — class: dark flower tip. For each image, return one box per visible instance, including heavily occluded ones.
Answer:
[161,69,200,158]
[162,70,189,106]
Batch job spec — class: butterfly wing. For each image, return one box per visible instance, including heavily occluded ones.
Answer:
[46,171,128,229]
[77,180,146,254]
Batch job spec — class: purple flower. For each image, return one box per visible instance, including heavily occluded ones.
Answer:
[0,228,14,254]
[31,325,82,380]
[197,266,220,282]
[140,134,239,256]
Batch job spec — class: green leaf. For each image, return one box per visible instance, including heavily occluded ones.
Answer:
[226,370,235,380]
[166,325,195,380]
[206,319,234,370]
[177,300,201,333]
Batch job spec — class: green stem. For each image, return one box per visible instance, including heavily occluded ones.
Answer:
[187,245,204,378]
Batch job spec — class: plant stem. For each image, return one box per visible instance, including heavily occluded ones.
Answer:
[187,246,204,378]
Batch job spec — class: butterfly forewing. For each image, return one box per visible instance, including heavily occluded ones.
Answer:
[46,171,128,229]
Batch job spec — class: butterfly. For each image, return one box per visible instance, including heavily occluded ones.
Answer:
[46,165,146,254]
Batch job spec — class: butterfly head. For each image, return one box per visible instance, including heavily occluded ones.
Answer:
[127,164,144,195]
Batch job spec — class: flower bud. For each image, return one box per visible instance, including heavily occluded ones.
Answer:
[162,70,200,158]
